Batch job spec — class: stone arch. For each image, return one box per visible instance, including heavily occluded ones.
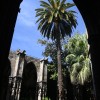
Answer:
[0,0,100,100]
[72,1,100,99]
[20,61,37,100]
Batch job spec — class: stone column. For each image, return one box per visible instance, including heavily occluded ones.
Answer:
[37,58,48,100]
[13,49,21,77]
[7,50,26,100]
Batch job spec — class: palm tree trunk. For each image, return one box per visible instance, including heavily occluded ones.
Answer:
[56,33,64,100]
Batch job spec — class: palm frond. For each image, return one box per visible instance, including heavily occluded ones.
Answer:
[48,14,53,23]
[40,0,51,8]
[56,0,60,7]
[61,0,66,5]
[66,54,76,65]
[46,22,53,39]
[48,0,56,8]
[38,19,46,30]
[40,21,49,34]
[36,0,78,41]
[65,3,75,9]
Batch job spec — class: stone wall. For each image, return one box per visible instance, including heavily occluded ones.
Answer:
[9,50,40,74]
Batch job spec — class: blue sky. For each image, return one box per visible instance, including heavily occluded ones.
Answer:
[10,0,86,59]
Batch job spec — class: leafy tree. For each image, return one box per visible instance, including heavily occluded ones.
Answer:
[65,33,94,100]
[38,39,67,80]
[35,0,77,99]
[65,33,91,85]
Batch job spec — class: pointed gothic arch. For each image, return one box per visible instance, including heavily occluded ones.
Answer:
[0,0,100,100]
[20,62,37,100]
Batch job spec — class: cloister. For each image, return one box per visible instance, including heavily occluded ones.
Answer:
[0,0,100,100]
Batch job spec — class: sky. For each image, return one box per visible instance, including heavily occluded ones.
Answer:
[10,0,86,59]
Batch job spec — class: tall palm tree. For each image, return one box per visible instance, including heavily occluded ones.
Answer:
[35,0,77,99]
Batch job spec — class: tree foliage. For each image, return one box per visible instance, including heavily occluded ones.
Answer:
[65,33,92,85]
[35,0,77,40]
[38,39,68,79]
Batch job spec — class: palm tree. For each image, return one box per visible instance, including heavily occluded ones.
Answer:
[65,34,91,85]
[35,0,77,99]
[65,33,93,99]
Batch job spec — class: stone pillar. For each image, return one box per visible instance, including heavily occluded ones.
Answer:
[13,49,21,77]
[37,58,48,100]
[6,50,26,100]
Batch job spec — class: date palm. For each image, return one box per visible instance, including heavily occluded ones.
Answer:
[35,0,77,99]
